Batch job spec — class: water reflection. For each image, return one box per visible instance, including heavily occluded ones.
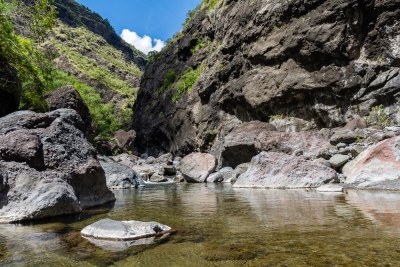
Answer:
[1,184,400,266]
[346,190,400,236]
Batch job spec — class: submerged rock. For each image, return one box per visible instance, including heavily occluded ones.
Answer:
[234,152,338,188]
[316,184,343,192]
[180,153,217,183]
[344,136,400,184]
[0,109,115,223]
[81,218,171,241]
[98,155,144,189]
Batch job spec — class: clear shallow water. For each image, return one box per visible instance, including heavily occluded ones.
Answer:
[2,184,400,266]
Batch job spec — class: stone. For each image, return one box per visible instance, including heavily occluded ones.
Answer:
[316,184,343,192]
[44,85,95,141]
[329,155,350,168]
[154,153,173,164]
[0,109,115,223]
[173,157,182,162]
[233,152,338,188]
[343,118,367,131]
[114,130,136,152]
[150,173,167,183]
[81,218,171,241]
[163,164,176,176]
[385,126,400,135]
[234,163,250,178]
[145,156,156,164]
[98,156,144,189]
[336,143,347,149]
[0,129,44,169]
[255,131,330,158]
[269,117,316,132]
[344,136,400,184]
[218,121,277,169]
[180,153,217,183]
[219,167,236,183]
[365,132,396,145]
[206,172,223,183]
[330,129,363,145]
[315,144,338,160]
[94,137,120,156]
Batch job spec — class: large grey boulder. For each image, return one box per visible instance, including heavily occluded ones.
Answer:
[219,121,277,168]
[98,156,144,189]
[44,85,95,141]
[234,152,338,188]
[329,155,350,168]
[180,153,217,183]
[0,109,115,223]
[344,136,400,184]
[81,218,171,241]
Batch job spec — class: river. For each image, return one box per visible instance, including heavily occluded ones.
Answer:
[1,183,400,266]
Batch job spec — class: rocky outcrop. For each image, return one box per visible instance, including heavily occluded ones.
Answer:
[114,130,136,153]
[131,0,400,157]
[44,85,95,141]
[180,153,217,183]
[0,109,115,223]
[98,155,144,189]
[255,131,329,158]
[234,152,338,188]
[343,136,400,185]
[214,121,277,169]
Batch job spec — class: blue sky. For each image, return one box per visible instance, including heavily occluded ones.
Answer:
[74,0,201,53]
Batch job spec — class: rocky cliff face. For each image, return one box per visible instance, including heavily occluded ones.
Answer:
[131,0,400,157]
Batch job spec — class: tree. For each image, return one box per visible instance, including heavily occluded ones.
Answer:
[0,0,57,111]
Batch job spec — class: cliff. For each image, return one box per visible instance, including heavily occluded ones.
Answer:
[131,0,400,156]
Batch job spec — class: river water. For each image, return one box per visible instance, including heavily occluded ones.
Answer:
[1,183,400,266]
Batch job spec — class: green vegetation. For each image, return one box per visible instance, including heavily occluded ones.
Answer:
[365,105,393,127]
[201,0,223,11]
[269,114,289,120]
[191,39,211,54]
[158,69,177,94]
[172,65,205,103]
[182,4,201,27]
[0,0,57,111]
[148,50,162,62]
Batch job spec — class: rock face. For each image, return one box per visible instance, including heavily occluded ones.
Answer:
[0,109,115,223]
[81,218,171,241]
[217,121,277,168]
[131,0,400,157]
[343,136,400,184]
[44,85,95,141]
[255,131,329,158]
[114,130,136,153]
[234,152,338,188]
[98,155,144,189]
[0,63,21,117]
[180,153,217,183]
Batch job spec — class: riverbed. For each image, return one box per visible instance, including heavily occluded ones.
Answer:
[1,183,400,266]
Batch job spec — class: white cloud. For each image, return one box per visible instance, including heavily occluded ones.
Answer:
[121,29,165,54]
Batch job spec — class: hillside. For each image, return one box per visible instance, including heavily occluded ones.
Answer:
[46,0,148,134]
[131,0,400,156]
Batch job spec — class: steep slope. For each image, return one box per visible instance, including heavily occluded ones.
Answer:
[132,0,400,156]
[48,0,147,131]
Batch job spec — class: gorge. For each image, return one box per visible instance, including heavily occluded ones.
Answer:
[1,0,400,266]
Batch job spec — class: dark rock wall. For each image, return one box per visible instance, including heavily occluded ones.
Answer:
[0,61,21,117]
[132,0,400,157]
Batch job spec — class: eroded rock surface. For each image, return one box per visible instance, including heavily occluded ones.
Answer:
[0,109,115,223]
[343,136,400,184]
[234,152,338,188]
[131,0,400,158]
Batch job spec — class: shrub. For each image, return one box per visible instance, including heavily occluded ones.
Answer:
[172,65,205,103]
[365,105,393,127]
[158,69,177,94]
[148,50,162,62]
